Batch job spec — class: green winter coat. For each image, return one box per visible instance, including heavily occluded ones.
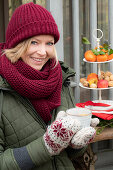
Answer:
[0,61,85,170]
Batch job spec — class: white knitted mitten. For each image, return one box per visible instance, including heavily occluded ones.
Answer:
[70,127,96,149]
[55,111,67,120]
[43,116,81,155]
[90,118,100,127]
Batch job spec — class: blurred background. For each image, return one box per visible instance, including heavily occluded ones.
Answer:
[1,1,113,169]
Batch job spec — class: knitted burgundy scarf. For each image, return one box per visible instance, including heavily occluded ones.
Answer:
[0,55,62,123]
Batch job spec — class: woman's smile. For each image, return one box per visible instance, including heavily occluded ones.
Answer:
[30,56,46,62]
[21,35,55,70]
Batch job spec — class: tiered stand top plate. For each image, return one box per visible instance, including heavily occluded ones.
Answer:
[83,58,113,63]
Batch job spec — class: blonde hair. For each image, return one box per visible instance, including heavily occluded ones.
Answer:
[3,38,58,67]
[3,39,31,63]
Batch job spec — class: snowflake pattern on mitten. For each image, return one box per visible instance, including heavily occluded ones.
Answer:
[44,116,81,155]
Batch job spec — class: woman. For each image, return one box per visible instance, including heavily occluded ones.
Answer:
[0,2,98,170]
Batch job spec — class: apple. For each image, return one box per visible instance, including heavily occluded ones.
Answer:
[97,79,109,88]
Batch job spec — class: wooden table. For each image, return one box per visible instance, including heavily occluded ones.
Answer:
[93,127,113,142]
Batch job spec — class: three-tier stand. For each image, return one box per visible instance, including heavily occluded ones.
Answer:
[79,29,113,104]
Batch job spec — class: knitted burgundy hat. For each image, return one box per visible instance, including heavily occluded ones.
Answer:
[5,2,60,49]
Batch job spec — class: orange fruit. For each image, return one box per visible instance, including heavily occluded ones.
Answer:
[97,54,108,62]
[107,54,113,61]
[87,73,98,81]
[106,53,108,57]
[84,50,97,62]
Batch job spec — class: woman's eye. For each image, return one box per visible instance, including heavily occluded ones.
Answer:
[47,42,54,46]
[31,41,37,45]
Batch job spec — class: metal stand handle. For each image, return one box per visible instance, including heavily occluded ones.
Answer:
[93,29,103,102]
